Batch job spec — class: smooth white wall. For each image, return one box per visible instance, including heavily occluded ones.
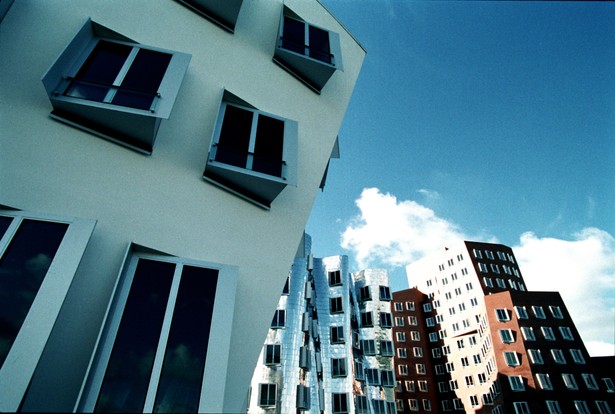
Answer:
[0,0,364,411]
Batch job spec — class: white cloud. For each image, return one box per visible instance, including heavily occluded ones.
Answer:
[513,228,615,356]
[341,188,615,356]
[340,188,468,269]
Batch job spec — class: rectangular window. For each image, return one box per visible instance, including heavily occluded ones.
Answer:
[42,20,191,155]
[551,349,566,364]
[398,348,407,358]
[496,278,506,288]
[549,305,564,319]
[465,375,474,386]
[394,302,403,312]
[513,402,530,414]
[574,401,590,414]
[429,332,437,342]
[330,296,343,314]
[582,373,599,390]
[536,373,553,390]
[329,270,342,286]
[408,399,418,411]
[499,329,515,343]
[379,285,392,300]
[411,331,420,341]
[508,375,525,391]
[355,395,369,414]
[469,395,479,407]
[423,399,432,412]
[361,340,376,356]
[380,340,394,357]
[332,393,349,414]
[473,249,483,259]
[381,370,395,387]
[542,326,556,340]
[379,312,393,328]
[521,326,536,341]
[569,349,586,364]
[413,347,424,357]
[264,344,281,365]
[361,311,373,327]
[416,364,426,375]
[331,358,347,377]
[483,277,494,287]
[515,306,529,319]
[546,401,562,414]
[533,306,546,319]
[595,401,612,414]
[408,315,418,325]
[396,332,406,342]
[330,326,344,344]
[559,326,574,340]
[562,373,578,390]
[366,368,380,385]
[528,349,544,364]
[271,309,286,328]
[395,316,405,326]
[398,365,408,376]
[423,303,432,312]
[496,308,510,321]
[504,351,520,366]
[359,286,371,302]
[258,383,276,406]
[354,361,364,380]
[406,301,415,311]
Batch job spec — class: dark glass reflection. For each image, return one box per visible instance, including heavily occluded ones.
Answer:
[282,16,305,55]
[0,219,68,368]
[215,105,253,168]
[308,26,331,64]
[95,259,175,413]
[153,266,218,413]
[112,49,171,110]
[253,115,284,177]
[0,216,12,240]
[66,41,131,102]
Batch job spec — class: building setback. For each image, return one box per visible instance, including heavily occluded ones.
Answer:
[392,241,614,413]
[0,1,364,412]
[248,235,397,413]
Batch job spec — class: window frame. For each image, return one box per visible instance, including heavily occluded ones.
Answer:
[0,209,95,410]
[77,248,238,413]
[204,92,298,209]
[42,19,191,155]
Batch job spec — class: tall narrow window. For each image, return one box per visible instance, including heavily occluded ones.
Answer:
[0,219,68,368]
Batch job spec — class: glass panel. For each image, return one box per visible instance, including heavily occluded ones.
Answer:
[253,115,284,177]
[309,25,331,64]
[112,49,172,110]
[282,16,305,55]
[153,265,218,413]
[215,105,253,169]
[66,40,131,102]
[95,259,175,413]
[0,216,12,239]
[0,219,68,368]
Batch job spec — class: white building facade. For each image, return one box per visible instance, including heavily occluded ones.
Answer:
[0,1,364,412]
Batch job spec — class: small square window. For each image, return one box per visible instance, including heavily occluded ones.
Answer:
[361,312,373,327]
[562,373,578,390]
[533,306,546,319]
[536,373,553,390]
[271,309,285,328]
[264,344,281,365]
[331,357,347,377]
[499,329,515,343]
[330,326,344,344]
[379,285,392,300]
[495,308,510,321]
[379,312,393,328]
[513,402,530,414]
[504,351,520,366]
[359,286,371,302]
[515,306,529,319]
[332,393,349,414]
[380,340,394,357]
[546,401,562,414]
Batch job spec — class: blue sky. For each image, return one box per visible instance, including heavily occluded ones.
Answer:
[307,1,615,356]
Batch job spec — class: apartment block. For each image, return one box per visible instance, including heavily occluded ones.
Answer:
[248,235,397,413]
[392,241,614,413]
[0,1,364,412]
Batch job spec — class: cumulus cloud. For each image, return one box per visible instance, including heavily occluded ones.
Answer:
[340,188,468,269]
[341,188,615,356]
[513,229,615,356]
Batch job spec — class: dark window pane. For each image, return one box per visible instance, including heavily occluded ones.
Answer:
[0,219,68,368]
[153,265,218,413]
[95,259,175,413]
[66,40,131,102]
[309,26,331,64]
[282,17,305,55]
[253,115,284,177]
[0,216,12,240]
[215,105,253,169]
[112,49,172,110]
